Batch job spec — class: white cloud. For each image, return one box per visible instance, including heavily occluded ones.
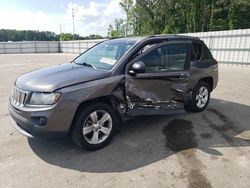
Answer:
[64,0,126,36]
[67,1,103,19]
[103,0,123,16]
[0,0,126,36]
[0,9,63,33]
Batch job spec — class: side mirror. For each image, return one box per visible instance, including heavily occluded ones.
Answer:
[129,61,146,75]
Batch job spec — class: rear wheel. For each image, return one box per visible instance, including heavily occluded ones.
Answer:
[184,81,210,112]
[71,102,118,150]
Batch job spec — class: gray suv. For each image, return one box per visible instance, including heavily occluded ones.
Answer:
[9,35,218,150]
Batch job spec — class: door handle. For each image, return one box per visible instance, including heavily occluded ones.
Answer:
[170,74,188,81]
[178,73,189,79]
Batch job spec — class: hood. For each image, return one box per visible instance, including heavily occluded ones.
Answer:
[15,63,111,92]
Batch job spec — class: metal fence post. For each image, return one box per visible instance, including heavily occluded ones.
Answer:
[3,43,6,54]
[20,43,22,53]
[241,30,247,67]
[238,30,243,67]
[209,35,212,49]
[247,39,250,67]
[67,42,69,53]
[35,41,37,53]
[224,33,228,64]
[79,41,80,54]
[232,32,237,66]
[58,41,60,53]
[48,41,50,53]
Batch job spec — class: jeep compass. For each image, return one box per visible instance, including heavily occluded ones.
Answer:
[9,35,218,150]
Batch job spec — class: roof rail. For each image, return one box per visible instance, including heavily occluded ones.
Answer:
[147,34,200,40]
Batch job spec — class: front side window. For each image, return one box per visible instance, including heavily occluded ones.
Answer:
[74,40,135,70]
[139,43,188,72]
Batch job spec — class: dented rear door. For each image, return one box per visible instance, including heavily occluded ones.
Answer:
[125,41,191,115]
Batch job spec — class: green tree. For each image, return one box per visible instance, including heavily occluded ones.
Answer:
[120,0,134,36]
[0,29,59,41]
[25,30,36,40]
[107,19,126,38]
[60,33,77,41]
[110,0,250,36]
[0,29,104,42]
[228,0,250,29]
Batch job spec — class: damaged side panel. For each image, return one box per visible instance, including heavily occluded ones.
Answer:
[59,75,129,123]
[109,78,127,116]
[125,74,189,115]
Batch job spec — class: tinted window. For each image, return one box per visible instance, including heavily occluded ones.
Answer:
[139,43,187,72]
[192,42,202,60]
[202,45,213,60]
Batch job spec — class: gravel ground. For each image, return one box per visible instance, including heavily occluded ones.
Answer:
[0,53,250,188]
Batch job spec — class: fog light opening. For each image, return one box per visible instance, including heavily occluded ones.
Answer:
[31,117,47,126]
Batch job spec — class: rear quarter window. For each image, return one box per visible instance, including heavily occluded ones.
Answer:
[192,42,202,60]
[202,45,213,60]
[192,42,213,61]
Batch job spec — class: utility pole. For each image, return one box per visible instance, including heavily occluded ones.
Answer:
[59,24,62,35]
[72,8,75,35]
[125,17,127,37]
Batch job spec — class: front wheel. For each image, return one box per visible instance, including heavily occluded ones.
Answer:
[71,102,118,150]
[184,81,210,112]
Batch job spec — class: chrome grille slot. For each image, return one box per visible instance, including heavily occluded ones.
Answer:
[11,87,28,107]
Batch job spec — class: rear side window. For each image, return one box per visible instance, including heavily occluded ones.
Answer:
[202,45,213,60]
[138,43,187,72]
[164,44,187,71]
[192,42,202,60]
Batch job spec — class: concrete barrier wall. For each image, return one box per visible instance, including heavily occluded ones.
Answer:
[59,39,105,54]
[0,41,59,54]
[182,29,250,65]
[0,29,249,65]
[59,29,250,65]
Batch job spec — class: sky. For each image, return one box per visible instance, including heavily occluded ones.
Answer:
[0,0,126,36]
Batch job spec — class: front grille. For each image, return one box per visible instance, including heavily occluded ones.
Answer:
[11,87,29,107]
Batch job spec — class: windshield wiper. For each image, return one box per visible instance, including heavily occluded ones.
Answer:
[82,62,96,69]
[74,61,96,69]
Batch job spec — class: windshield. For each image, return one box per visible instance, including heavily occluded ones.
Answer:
[74,40,136,70]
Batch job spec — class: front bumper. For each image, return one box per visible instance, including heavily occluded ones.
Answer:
[10,118,34,138]
[8,101,72,139]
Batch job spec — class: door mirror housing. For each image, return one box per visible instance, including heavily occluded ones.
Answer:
[130,61,146,75]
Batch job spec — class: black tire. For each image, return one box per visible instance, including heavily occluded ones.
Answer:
[71,102,119,150]
[184,81,210,112]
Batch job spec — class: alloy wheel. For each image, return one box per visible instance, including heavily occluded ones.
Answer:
[195,86,209,108]
[82,110,112,144]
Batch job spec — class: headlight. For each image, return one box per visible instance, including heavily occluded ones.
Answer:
[26,92,61,106]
